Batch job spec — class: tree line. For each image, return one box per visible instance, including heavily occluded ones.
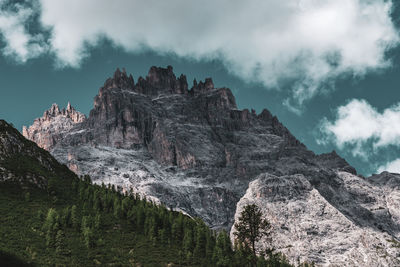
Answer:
[40,175,299,266]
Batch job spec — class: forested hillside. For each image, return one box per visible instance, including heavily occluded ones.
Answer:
[0,119,293,266]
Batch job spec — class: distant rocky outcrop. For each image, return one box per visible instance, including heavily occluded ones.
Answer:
[232,172,400,266]
[23,102,86,150]
[23,66,400,266]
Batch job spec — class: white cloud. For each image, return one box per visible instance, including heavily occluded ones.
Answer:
[319,99,400,158]
[37,0,399,108]
[377,158,400,173]
[0,1,47,62]
[0,0,399,108]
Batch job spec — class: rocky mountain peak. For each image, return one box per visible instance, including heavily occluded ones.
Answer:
[66,102,72,112]
[102,66,219,96]
[147,65,175,87]
[132,65,187,95]
[22,103,86,150]
[191,77,214,94]
[102,67,135,91]
[45,103,61,118]
[39,102,85,124]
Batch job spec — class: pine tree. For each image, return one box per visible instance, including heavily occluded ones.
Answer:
[43,208,59,248]
[43,208,58,232]
[213,230,232,267]
[94,212,102,230]
[83,202,90,215]
[62,206,71,227]
[193,223,207,260]
[45,229,54,247]
[79,184,85,200]
[205,229,216,262]
[55,230,65,254]
[81,216,90,232]
[233,204,271,264]
[114,201,122,219]
[24,192,30,202]
[93,190,102,211]
[122,197,132,218]
[159,228,168,245]
[82,226,94,248]
[183,227,194,253]
[136,206,145,230]
[171,214,183,245]
[127,207,137,226]
[83,175,91,184]
[71,205,79,229]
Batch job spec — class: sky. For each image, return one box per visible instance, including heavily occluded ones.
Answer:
[1,0,400,176]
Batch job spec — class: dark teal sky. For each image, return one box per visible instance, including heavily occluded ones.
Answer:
[1,0,400,176]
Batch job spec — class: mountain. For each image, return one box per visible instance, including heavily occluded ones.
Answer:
[22,102,86,151]
[0,119,70,188]
[23,66,400,266]
[2,119,286,266]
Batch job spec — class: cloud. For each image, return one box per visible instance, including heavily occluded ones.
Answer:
[0,0,47,62]
[319,99,400,158]
[377,158,400,173]
[0,0,399,109]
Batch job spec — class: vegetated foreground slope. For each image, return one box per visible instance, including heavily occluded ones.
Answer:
[0,120,291,266]
[23,66,400,266]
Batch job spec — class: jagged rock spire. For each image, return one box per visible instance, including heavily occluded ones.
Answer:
[23,103,86,150]
[103,67,135,90]
[66,102,72,112]
[142,65,188,94]
[191,77,214,94]
[100,66,220,96]
[47,103,61,116]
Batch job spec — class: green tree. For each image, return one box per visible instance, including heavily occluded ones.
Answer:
[47,177,57,196]
[171,214,183,245]
[43,208,59,248]
[114,201,122,219]
[122,197,132,217]
[213,230,232,267]
[45,229,54,247]
[182,227,194,253]
[43,208,58,232]
[94,212,102,230]
[24,192,30,202]
[83,175,91,184]
[55,230,65,253]
[136,206,145,230]
[193,223,207,260]
[82,226,94,248]
[71,205,79,229]
[81,216,91,232]
[61,206,71,227]
[93,190,102,211]
[233,204,271,259]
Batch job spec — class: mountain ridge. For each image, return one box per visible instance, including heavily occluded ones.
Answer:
[22,66,400,266]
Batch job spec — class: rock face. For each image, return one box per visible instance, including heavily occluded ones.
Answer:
[23,102,86,150]
[231,172,400,266]
[23,66,400,266]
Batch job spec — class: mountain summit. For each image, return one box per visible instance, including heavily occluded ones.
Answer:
[23,103,86,150]
[23,66,400,266]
